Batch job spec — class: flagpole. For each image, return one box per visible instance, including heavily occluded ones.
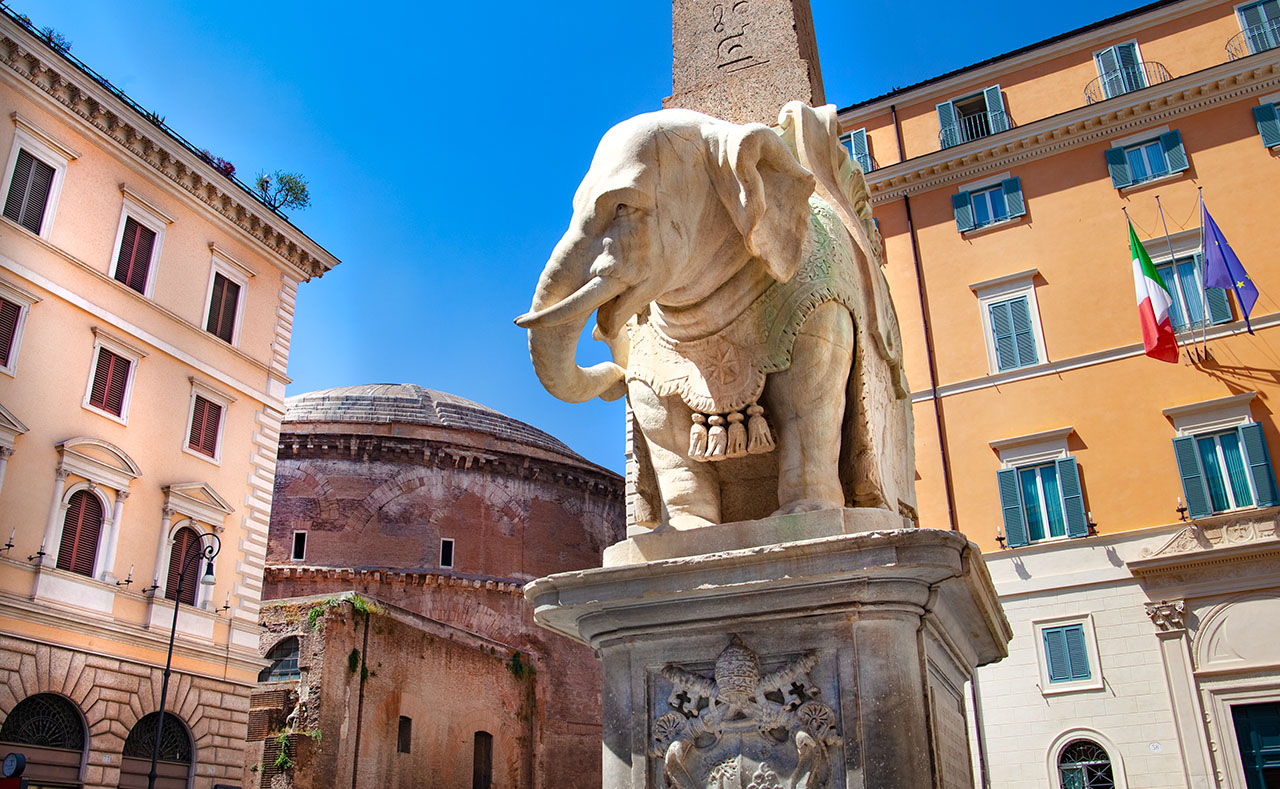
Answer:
[1197,187,1210,355]
[1153,196,1197,364]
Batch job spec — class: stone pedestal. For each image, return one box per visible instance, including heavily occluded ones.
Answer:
[525,510,1011,788]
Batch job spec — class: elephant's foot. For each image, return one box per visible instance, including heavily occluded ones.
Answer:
[667,512,717,531]
[771,497,843,517]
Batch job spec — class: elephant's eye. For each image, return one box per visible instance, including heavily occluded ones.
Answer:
[615,203,639,219]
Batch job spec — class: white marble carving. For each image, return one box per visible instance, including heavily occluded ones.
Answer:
[518,103,913,530]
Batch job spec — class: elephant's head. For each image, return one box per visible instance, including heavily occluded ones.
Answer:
[515,109,816,404]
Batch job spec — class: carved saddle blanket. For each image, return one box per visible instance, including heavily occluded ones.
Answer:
[626,196,861,462]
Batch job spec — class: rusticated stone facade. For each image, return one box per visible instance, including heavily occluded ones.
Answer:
[246,384,624,789]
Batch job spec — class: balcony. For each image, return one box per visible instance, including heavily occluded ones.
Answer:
[1084,61,1172,104]
[939,109,1012,149]
[1227,21,1280,59]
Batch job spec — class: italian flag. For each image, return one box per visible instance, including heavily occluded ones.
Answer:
[1129,222,1179,363]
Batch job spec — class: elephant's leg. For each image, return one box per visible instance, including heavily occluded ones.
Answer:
[629,380,721,529]
[764,301,854,515]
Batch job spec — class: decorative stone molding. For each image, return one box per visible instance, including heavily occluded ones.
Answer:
[1145,599,1186,631]
[0,22,337,281]
[1139,515,1278,560]
[264,564,527,595]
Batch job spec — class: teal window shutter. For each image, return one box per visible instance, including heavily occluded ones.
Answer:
[1063,626,1091,680]
[938,101,959,149]
[1173,436,1213,517]
[1253,104,1280,148]
[1002,177,1026,218]
[990,300,1017,370]
[1009,296,1038,367]
[1044,625,1092,682]
[984,85,1009,133]
[1057,457,1089,538]
[998,468,1028,547]
[1238,422,1280,507]
[848,128,872,172]
[1105,148,1132,188]
[1161,130,1189,173]
[1116,42,1144,92]
[952,192,975,232]
[1198,252,1234,325]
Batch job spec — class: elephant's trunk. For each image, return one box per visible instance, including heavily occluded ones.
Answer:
[520,235,628,404]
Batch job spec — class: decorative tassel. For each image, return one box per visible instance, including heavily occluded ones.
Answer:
[747,403,775,454]
[706,415,728,460]
[726,412,748,458]
[689,414,708,461]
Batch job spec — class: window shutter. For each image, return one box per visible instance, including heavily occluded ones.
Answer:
[1160,130,1189,173]
[1043,627,1070,682]
[1238,422,1280,507]
[952,192,975,232]
[56,490,102,577]
[206,274,240,343]
[0,296,19,367]
[1253,104,1280,148]
[1197,252,1235,326]
[1055,457,1089,538]
[3,150,54,235]
[1172,436,1213,518]
[848,128,872,172]
[984,85,1009,133]
[188,395,221,457]
[1117,42,1144,91]
[114,218,155,294]
[1001,177,1026,218]
[1009,296,1038,367]
[165,527,201,605]
[1064,625,1091,680]
[3,150,34,225]
[1096,46,1122,98]
[997,468,1029,547]
[1105,147,1132,188]
[989,300,1017,370]
[937,101,959,148]
[89,348,131,416]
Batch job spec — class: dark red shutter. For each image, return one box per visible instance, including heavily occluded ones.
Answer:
[3,150,55,234]
[0,297,20,367]
[206,274,239,343]
[89,348,131,416]
[188,395,221,457]
[114,218,156,294]
[57,490,102,577]
[165,527,201,605]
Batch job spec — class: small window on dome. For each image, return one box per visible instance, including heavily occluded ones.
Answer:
[440,538,454,569]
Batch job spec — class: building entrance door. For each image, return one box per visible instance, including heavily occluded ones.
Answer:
[1233,701,1280,789]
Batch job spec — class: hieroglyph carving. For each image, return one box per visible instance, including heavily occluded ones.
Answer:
[1145,599,1186,631]
[713,2,770,73]
[653,636,840,788]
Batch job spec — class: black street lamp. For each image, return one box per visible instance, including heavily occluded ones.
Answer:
[148,531,220,789]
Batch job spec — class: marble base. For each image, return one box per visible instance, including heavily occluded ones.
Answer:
[525,510,1011,788]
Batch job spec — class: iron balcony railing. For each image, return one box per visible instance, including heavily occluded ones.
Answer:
[938,110,1012,149]
[1227,20,1280,59]
[1084,61,1172,104]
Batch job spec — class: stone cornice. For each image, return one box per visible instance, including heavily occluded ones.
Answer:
[0,19,338,282]
[866,49,1280,203]
[264,564,527,595]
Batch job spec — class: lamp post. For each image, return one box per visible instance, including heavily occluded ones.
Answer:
[148,531,219,789]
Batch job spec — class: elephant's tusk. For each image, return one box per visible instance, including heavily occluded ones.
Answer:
[514,275,629,329]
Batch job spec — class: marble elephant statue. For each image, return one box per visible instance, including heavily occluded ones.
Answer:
[517,102,915,530]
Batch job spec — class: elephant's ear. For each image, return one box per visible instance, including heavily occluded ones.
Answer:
[711,123,816,283]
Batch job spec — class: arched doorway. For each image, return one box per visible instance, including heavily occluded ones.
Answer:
[118,712,192,788]
[0,692,87,786]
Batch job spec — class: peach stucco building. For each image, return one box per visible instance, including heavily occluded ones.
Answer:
[838,1,1280,787]
[0,9,337,788]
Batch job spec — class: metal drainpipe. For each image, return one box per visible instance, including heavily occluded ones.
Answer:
[349,608,370,789]
[890,103,958,532]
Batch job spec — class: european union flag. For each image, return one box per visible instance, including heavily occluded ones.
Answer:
[1202,200,1258,333]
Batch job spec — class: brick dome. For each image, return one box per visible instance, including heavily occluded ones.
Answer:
[283,383,578,458]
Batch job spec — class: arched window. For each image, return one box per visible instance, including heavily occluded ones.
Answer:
[57,489,102,576]
[1058,739,1116,789]
[258,637,301,682]
[164,526,203,605]
[0,693,87,786]
[120,711,192,789]
[472,730,493,789]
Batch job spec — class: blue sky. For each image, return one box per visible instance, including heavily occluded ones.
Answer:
[20,0,1145,473]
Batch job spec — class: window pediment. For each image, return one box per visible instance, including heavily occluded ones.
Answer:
[163,482,233,528]
[56,437,140,490]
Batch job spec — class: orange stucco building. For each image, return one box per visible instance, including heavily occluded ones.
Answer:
[0,9,337,788]
[837,1,1280,787]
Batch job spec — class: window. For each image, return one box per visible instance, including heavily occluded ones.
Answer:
[206,273,240,343]
[57,489,103,577]
[258,637,301,682]
[291,531,307,561]
[2,149,55,235]
[0,280,37,377]
[1095,42,1146,99]
[187,395,222,458]
[1155,253,1233,330]
[1043,624,1091,683]
[997,457,1088,547]
[1252,102,1280,148]
[2,117,76,240]
[472,731,493,789]
[937,85,1009,148]
[1240,0,1280,55]
[112,218,158,294]
[87,346,131,417]
[988,296,1038,371]
[1173,423,1280,516]
[1106,130,1188,188]
[164,526,203,605]
[397,716,412,754]
[0,693,86,751]
[1231,701,1280,789]
[953,177,1025,232]
[1057,739,1116,789]
[840,128,872,172]
[440,538,455,569]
